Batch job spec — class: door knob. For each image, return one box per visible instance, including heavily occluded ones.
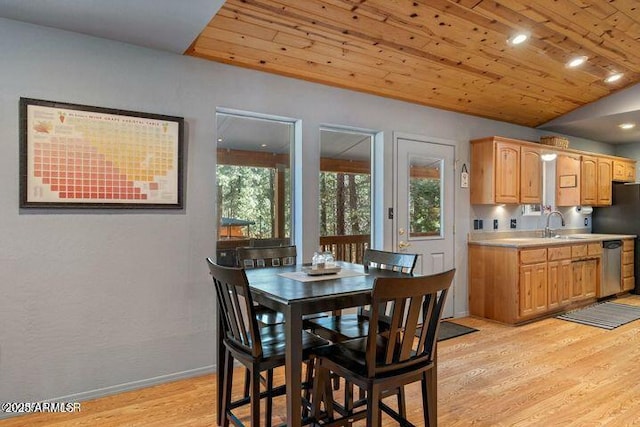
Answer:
[398,228,405,235]
[398,241,411,249]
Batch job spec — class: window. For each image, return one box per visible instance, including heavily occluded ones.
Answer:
[319,128,372,262]
[216,112,293,245]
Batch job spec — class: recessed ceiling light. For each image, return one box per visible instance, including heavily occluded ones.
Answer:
[508,33,528,45]
[605,73,623,83]
[566,56,588,68]
[619,123,636,130]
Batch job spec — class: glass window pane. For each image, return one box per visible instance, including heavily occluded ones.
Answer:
[319,129,372,263]
[216,113,293,252]
[409,156,442,238]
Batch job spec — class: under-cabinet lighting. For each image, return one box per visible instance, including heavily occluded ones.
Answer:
[619,123,636,130]
[260,143,268,147]
[566,56,588,68]
[541,153,557,162]
[605,73,623,83]
[508,33,528,45]
[217,137,223,142]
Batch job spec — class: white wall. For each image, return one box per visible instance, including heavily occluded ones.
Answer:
[0,17,616,405]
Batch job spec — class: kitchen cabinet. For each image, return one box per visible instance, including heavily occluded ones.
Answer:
[596,158,612,206]
[556,154,581,207]
[519,248,547,317]
[469,241,601,324]
[613,160,636,182]
[470,137,541,204]
[547,246,572,309]
[520,146,543,204]
[580,155,597,206]
[495,141,520,203]
[622,239,635,292]
[470,136,636,207]
[580,155,611,207]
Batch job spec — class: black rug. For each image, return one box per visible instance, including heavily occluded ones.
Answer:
[437,320,478,342]
[556,301,640,330]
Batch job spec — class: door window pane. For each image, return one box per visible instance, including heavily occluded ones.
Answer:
[409,156,442,238]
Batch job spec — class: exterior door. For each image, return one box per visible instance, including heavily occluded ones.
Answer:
[394,134,455,318]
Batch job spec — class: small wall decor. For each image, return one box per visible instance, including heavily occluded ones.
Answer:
[559,174,577,188]
[20,98,184,209]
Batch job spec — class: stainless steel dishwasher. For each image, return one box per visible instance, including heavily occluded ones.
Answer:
[601,240,623,297]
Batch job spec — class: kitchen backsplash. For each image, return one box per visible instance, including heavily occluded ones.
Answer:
[470,204,590,233]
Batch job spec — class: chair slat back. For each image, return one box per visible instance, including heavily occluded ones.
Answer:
[366,269,455,377]
[236,245,297,269]
[206,258,262,358]
[363,249,418,274]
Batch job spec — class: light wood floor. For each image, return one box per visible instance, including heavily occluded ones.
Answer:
[4,295,640,426]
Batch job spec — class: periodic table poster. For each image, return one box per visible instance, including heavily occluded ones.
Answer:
[20,98,184,208]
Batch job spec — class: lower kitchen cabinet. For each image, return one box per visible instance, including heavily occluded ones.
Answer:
[469,242,601,324]
[623,239,635,292]
[548,259,572,309]
[519,262,547,317]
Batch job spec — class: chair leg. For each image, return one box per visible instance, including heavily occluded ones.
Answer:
[396,385,407,420]
[303,359,314,418]
[422,369,436,427]
[244,368,251,398]
[250,365,261,427]
[264,369,273,427]
[367,383,381,427]
[221,350,234,427]
[312,361,335,422]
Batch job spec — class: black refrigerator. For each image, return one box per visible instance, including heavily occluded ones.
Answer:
[592,183,640,294]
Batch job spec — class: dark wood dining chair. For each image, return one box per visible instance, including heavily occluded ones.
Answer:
[207,258,329,427]
[236,245,297,325]
[305,249,419,414]
[311,269,455,427]
[306,248,419,343]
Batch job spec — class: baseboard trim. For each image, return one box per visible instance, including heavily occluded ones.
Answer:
[0,365,215,420]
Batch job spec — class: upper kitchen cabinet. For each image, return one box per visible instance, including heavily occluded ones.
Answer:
[521,146,543,204]
[580,155,612,206]
[556,154,581,207]
[613,159,636,183]
[470,137,541,205]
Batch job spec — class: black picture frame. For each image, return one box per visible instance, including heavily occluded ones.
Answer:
[20,98,184,209]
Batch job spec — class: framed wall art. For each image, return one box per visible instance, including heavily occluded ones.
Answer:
[20,98,184,209]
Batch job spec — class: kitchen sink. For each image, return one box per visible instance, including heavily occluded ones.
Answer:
[549,235,590,240]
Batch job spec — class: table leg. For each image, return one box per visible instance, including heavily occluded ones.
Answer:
[285,305,303,427]
[216,307,224,426]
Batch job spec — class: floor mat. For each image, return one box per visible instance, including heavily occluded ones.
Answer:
[437,320,478,341]
[556,301,640,330]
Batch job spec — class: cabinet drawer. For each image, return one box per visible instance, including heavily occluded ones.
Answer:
[548,246,572,261]
[572,244,587,258]
[623,264,634,278]
[623,251,635,265]
[520,248,547,264]
[587,243,602,256]
[624,239,635,251]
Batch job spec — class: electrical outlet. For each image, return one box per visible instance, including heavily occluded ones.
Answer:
[493,219,498,230]
[473,219,479,230]
[584,217,589,226]
[478,219,484,230]
[510,218,517,229]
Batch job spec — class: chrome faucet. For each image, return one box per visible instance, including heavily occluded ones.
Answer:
[544,210,565,238]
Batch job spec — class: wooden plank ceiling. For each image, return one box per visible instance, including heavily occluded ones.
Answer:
[187,0,640,127]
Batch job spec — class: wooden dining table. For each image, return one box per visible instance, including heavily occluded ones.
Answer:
[215,261,409,427]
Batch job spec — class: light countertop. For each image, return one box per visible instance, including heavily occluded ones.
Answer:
[469,233,636,248]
